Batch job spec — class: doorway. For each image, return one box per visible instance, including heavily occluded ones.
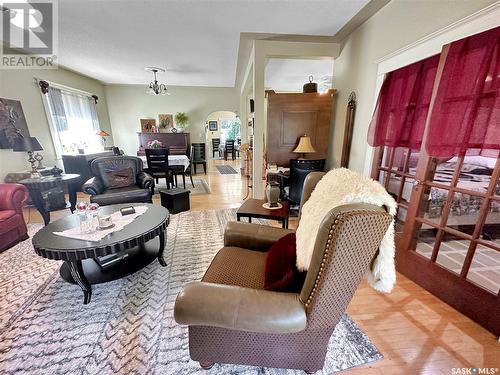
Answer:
[206,111,241,159]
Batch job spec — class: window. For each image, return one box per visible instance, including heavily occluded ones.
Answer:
[44,85,102,156]
[220,118,241,144]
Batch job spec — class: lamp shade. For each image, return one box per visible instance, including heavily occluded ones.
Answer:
[13,137,43,152]
[97,130,110,137]
[293,135,316,154]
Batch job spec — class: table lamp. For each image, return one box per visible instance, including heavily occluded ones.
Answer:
[97,130,110,148]
[293,134,316,159]
[13,137,44,179]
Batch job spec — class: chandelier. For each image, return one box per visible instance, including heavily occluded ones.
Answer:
[145,67,170,96]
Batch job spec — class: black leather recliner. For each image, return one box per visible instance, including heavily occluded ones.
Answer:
[82,156,155,206]
[282,159,326,211]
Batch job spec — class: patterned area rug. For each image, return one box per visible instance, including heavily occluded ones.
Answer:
[0,208,382,374]
[216,165,239,175]
[154,178,211,195]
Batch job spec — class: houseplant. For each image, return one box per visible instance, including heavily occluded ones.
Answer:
[174,112,189,132]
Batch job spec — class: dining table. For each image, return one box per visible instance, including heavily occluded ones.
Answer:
[140,154,190,171]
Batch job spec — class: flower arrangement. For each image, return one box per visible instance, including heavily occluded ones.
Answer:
[147,140,163,149]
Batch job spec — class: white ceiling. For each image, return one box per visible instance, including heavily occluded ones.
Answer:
[6,0,371,87]
[265,58,334,92]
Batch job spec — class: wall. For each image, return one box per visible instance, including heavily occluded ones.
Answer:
[329,0,498,173]
[105,85,239,157]
[0,67,112,181]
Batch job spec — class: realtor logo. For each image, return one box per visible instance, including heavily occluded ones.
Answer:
[1,0,58,69]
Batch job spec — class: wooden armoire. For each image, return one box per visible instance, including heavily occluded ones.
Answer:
[265,89,336,167]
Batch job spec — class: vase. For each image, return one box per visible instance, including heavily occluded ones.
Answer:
[265,182,280,207]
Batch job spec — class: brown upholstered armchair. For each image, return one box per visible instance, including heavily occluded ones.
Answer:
[174,172,392,373]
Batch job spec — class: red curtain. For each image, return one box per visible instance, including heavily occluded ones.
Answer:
[367,54,439,150]
[425,26,500,158]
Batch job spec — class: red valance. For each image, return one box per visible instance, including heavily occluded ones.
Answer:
[367,54,439,150]
[425,26,500,158]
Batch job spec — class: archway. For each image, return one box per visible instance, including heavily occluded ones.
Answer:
[205,111,241,159]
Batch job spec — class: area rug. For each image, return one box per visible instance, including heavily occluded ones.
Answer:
[154,177,211,195]
[0,209,383,374]
[216,165,239,175]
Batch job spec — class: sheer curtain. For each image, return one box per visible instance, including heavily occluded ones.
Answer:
[425,26,500,158]
[367,54,440,150]
[46,87,102,155]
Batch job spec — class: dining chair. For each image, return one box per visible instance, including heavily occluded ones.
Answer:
[172,145,195,189]
[212,138,220,158]
[192,143,207,174]
[145,148,174,189]
[225,139,236,161]
[236,138,241,158]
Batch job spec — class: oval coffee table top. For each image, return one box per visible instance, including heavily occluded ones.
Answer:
[33,203,169,261]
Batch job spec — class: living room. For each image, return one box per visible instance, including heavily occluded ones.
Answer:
[1,0,499,374]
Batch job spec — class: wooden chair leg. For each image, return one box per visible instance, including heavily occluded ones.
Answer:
[203,162,207,174]
[193,164,197,175]
[199,362,214,370]
[190,174,194,187]
[182,174,186,189]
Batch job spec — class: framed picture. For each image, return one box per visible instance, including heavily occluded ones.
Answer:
[0,98,30,149]
[208,120,218,131]
[140,118,157,133]
[158,114,173,132]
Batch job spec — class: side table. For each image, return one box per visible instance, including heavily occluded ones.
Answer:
[19,174,81,225]
[236,198,290,228]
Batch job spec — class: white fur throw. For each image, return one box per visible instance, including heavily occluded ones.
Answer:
[295,168,397,293]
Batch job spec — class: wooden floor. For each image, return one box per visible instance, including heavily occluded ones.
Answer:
[23,158,500,374]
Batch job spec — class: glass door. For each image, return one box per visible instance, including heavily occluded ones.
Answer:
[399,149,500,336]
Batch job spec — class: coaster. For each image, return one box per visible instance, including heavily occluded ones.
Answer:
[262,202,283,210]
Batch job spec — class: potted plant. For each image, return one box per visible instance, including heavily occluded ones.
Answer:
[174,112,189,132]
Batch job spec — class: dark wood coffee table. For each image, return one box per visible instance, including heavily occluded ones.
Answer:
[236,198,290,228]
[32,203,169,304]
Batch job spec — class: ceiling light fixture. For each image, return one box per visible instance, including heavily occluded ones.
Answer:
[145,67,170,96]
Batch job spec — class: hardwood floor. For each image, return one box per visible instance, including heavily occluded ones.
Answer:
[22,158,500,374]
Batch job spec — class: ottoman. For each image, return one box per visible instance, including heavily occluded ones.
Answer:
[159,188,190,214]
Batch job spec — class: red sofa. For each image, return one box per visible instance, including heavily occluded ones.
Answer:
[0,183,29,252]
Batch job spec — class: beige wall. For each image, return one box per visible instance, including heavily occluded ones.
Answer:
[329,0,498,173]
[0,67,112,181]
[105,85,239,157]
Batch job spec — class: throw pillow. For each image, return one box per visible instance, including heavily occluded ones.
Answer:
[106,168,134,189]
[264,233,305,292]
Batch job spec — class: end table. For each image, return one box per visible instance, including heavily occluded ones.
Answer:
[19,173,81,225]
[236,198,290,228]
